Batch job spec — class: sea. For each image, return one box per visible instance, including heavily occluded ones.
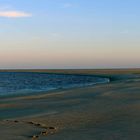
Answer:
[0,72,109,97]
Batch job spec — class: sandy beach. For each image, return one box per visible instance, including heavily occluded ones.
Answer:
[0,69,140,140]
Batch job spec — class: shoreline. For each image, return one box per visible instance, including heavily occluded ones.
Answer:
[0,69,140,140]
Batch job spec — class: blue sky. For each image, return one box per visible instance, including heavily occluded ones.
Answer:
[0,0,139,69]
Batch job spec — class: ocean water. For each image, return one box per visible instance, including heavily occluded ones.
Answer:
[0,72,109,96]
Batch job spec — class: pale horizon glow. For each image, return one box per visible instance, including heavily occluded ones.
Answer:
[0,0,140,69]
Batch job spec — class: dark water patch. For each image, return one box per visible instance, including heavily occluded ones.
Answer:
[0,72,109,97]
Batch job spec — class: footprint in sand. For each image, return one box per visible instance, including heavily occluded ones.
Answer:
[5,120,57,139]
[32,135,39,140]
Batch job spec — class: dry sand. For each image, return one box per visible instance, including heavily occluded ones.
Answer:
[0,69,140,140]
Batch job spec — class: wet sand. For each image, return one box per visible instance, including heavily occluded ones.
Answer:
[0,69,140,140]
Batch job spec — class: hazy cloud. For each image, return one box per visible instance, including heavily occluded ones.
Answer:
[50,32,63,40]
[0,11,32,18]
[63,3,73,8]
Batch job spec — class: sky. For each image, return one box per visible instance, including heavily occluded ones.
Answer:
[0,0,140,69]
